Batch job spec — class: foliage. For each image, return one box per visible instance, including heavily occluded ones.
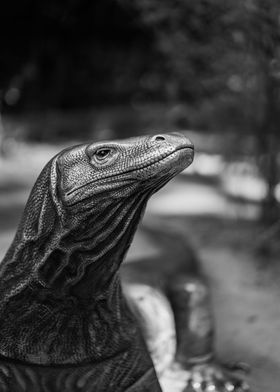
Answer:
[1,0,280,220]
[0,0,156,110]
[129,0,280,222]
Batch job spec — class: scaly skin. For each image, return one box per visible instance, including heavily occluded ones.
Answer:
[0,133,193,391]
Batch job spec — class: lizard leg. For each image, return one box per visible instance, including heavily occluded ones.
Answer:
[166,276,250,392]
[167,275,214,366]
[124,282,176,375]
[124,283,194,392]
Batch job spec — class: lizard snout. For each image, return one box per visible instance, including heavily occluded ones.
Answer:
[149,133,194,151]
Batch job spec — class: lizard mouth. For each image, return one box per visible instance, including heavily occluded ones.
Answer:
[111,145,194,177]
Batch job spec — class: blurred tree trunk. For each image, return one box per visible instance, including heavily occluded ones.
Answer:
[258,58,280,223]
[244,1,280,224]
[257,69,279,222]
[258,130,279,224]
[0,97,5,157]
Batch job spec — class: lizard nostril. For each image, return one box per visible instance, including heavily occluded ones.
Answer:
[152,135,166,142]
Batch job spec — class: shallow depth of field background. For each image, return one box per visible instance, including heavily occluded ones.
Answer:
[1,1,280,391]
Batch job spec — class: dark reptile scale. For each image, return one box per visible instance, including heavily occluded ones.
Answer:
[0,348,161,392]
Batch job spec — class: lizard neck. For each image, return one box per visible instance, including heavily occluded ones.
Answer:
[38,191,149,299]
[0,191,149,363]
[0,189,149,305]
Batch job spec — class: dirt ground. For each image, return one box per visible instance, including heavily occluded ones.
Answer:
[142,184,280,392]
[1,142,280,391]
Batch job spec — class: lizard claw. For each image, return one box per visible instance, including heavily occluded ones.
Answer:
[181,363,250,392]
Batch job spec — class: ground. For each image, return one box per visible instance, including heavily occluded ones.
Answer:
[1,141,280,391]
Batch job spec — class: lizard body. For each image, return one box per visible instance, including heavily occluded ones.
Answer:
[0,133,193,391]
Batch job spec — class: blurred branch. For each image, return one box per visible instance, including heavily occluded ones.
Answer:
[0,108,5,157]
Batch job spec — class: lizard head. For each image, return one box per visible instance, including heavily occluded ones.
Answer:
[58,133,194,209]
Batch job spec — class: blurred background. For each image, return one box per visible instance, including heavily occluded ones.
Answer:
[1,0,280,390]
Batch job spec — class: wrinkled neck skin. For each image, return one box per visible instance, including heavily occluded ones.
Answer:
[43,192,150,299]
[0,181,151,364]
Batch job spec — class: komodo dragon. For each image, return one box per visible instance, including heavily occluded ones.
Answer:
[0,133,249,391]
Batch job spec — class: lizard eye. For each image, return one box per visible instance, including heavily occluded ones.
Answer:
[94,148,111,160]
